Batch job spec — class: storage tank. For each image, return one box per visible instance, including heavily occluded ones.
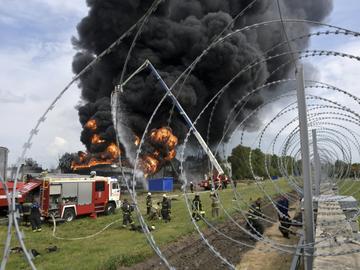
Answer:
[0,147,9,181]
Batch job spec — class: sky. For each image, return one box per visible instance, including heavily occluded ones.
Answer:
[1,0,360,169]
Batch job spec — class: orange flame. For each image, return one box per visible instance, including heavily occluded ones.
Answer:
[106,143,121,159]
[78,151,86,162]
[85,119,97,130]
[150,127,178,149]
[167,135,178,149]
[138,127,178,177]
[71,159,113,170]
[140,155,159,176]
[134,135,140,146]
[164,149,176,161]
[71,143,121,170]
[91,134,105,144]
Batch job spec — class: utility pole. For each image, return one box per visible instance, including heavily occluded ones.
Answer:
[312,129,321,197]
[296,65,315,270]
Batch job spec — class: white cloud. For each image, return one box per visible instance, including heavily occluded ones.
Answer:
[0,1,88,169]
[228,39,360,162]
[0,0,87,24]
[0,89,26,103]
[48,136,68,156]
[0,40,84,168]
[34,0,88,15]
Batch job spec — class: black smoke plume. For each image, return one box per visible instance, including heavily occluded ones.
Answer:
[72,0,333,158]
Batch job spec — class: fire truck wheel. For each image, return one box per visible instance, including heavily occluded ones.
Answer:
[63,208,76,222]
[105,202,116,215]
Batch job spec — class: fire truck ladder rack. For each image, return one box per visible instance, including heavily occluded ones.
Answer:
[117,60,224,175]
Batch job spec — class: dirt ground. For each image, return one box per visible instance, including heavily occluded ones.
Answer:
[119,197,300,270]
[236,206,299,270]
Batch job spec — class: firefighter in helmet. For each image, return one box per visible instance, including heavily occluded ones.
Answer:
[121,198,134,228]
[276,195,292,238]
[210,191,220,218]
[161,194,171,222]
[29,198,42,232]
[192,193,203,221]
[146,192,152,215]
[148,203,161,220]
[246,198,264,239]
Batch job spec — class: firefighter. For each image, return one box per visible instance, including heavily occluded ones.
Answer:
[22,201,32,226]
[148,203,161,220]
[15,198,23,224]
[146,192,152,215]
[192,193,203,221]
[29,199,42,232]
[210,191,220,217]
[161,194,171,222]
[233,179,237,188]
[246,198,264,239]
[190,181,194,193]
[276,195,292,238]
[121,199,134,228]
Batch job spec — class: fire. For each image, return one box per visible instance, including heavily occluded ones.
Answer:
[164,149,176,161]
[134,135,140,146]
[150,127,178,148]
[85,119,97,130]
[106,143,121,158]
[71,159,113,170]
[71,143,121,171]
[91,134,105,144]
[78,151,86,162]
[140,155,159,176]
[138,127,178,177]
[71,125,178,176]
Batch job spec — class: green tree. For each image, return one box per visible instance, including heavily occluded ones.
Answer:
[58,153,75,173]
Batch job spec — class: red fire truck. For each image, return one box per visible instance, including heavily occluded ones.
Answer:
[39,174,121,221]
[0,180,42,213]
[1,174,121,222]
[198,173,230,190]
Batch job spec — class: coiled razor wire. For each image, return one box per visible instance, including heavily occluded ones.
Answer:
[4,5,360,270]
[1,0,166,268]
[116,21,360,264]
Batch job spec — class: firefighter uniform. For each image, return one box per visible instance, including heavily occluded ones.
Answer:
[15,199,23,224]
[190,182,194,193]
[29,201,42,232]
[246,198,264,238]
[192,194,203,221]
[22,202,32,225]
[210,192,220,217]
[146,193,152,215]
[148,204,160,220]
[276,196,291,238]
[161,195,171,222]
[121,199,134,228]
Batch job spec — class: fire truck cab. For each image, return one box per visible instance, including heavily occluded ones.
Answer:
[39,174,121,222]
[198,173,230,191]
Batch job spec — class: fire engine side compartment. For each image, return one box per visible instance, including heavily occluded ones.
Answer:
[39,176,118,220]
[76,181,93,215]
[92,180,109,213]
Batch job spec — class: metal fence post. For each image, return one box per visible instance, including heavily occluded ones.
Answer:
[296,65,315,270]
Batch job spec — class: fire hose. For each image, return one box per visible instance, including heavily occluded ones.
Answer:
[50,215,121,241]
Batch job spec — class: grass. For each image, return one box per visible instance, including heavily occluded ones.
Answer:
[0,179,291,270]
[338,179,360,201]
[337,179,360,227]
